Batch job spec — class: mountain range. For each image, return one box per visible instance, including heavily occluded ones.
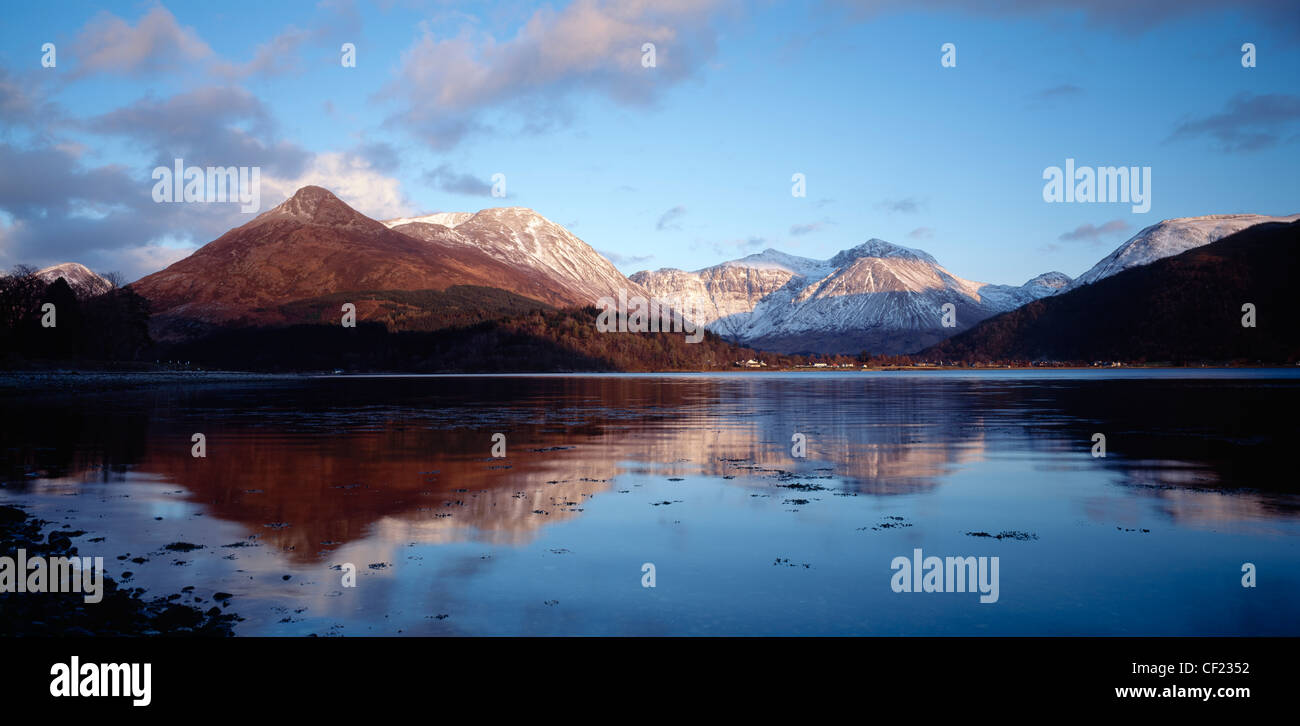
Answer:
[632,243,1071,355]
[632,213,1297,354]
[23,185,1294,361]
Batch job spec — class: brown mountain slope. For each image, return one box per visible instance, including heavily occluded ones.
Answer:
[130,186,572,335]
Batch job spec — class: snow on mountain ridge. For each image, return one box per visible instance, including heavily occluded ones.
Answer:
[387,206,648,305]
[1064,213,1299,292]
[256,185,385,232]
[1024,271,1072,289]
[383,211,475,228]
[34,262,114,297]
[718,248,830,277]
[632,238,1068,354]
[829,238,938,266]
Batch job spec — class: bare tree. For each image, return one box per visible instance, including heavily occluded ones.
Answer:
[98,270,124,290]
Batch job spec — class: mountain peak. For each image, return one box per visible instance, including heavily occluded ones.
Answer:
[716,248,826,277]
[259,186,382,230]
[461,206,554,228]
[34,262,114,297]
[1024,271,1072,289]
[829,238,937,266]
[283,185,339,210]
[382,206,553,232]
[37,261,96,278]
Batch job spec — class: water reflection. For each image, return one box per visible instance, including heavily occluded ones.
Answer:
[2,372,1298,635]
[5,374,1300,549]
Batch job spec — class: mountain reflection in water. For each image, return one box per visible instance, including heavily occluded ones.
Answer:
[2,371,1297,635]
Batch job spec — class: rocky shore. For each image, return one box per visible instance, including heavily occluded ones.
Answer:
[0,505,240,636]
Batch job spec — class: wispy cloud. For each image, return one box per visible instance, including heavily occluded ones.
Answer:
[349,141,402,173]
[711,236,767,256]
[421,164,494,196]
[211,27,313,80]
[69,4,358,82]
[0,68,53,127]
[907,226,934,240]
[656,205,686,231]
[1059,219,1128,243]
[1169,92,1300,152]
[790,217,835,236]
[599,249,653,266]
[876,197,923,213]
[1028,83,1083,107]
[213,2,360,80]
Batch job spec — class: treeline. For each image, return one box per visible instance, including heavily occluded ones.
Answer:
[12,263,1142,371]
[160,306,770,372]
[0,267,850,372]
[275,285,553,331]
[0,266,152,367]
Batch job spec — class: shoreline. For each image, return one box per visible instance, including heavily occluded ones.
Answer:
[0,505,240,637]
[0,370,312,394]
[1,362,1296,388]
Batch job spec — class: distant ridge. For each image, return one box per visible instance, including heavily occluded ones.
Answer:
[924,220,1300,363]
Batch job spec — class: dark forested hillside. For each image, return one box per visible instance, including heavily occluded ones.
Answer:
[1,269,152,366]
[922,220,1300,363]
[160,306,766,372]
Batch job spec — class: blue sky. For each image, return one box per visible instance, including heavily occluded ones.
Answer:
[1,0,1297,284]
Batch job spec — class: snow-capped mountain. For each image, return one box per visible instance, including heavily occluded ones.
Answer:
[1064,213,1300,292]
[385,212,475,228]
[132,187,581,330]
[384,208,647,305]
[35,262,114,297]
[928,219,1300,363]
[632,241,1069,355]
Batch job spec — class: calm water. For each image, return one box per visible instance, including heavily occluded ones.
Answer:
[2,370,1298,635]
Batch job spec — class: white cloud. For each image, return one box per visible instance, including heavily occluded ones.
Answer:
[260,152,414,220]
[389,0,729,147]
[115,241,198,283]
[70,6,213,78]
